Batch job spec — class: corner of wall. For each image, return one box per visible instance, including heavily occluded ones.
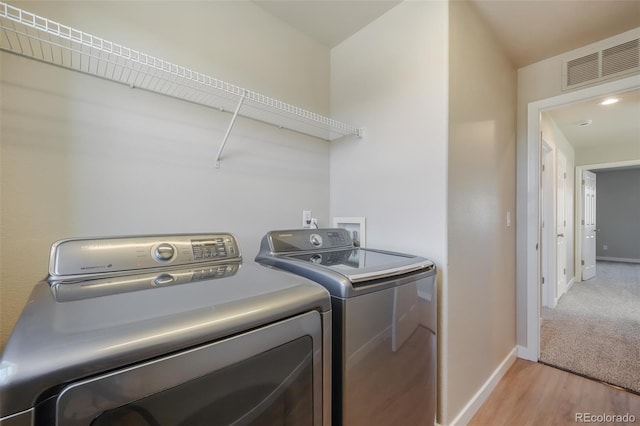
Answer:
[445,348,517,426]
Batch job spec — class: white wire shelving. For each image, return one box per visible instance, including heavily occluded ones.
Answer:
[0,2,362,166]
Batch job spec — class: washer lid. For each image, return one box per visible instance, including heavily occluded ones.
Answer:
[286,248,433,284]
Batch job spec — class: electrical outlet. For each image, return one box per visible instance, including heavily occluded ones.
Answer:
[302,210,312,228]
[603,245,608,251]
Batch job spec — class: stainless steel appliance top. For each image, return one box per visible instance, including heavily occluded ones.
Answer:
[0,233,331,420]
[256,229,436,297]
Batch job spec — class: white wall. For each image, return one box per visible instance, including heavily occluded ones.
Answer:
[329,1,448,260]
[1,1,332,348]
[330,0,449,421]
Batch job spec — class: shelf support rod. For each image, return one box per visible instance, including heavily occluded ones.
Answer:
[216,90,246,168]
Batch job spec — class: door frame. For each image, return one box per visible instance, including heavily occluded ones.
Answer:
[575,160,640,281]
[556,149,568,299]
[521,74,640,362]
[540,139,556,308]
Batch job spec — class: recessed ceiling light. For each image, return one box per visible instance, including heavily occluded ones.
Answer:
[599,98,620,106]
[577,120,592,127]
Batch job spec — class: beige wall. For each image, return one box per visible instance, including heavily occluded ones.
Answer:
[576,141,640,166]
[446,1,517,423]
[1,1,332,348]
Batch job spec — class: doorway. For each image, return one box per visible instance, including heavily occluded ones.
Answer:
[521,74,640,362]
[540,160,640,390]
[575,161,640,279]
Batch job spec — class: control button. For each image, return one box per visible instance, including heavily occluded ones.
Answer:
[153,243,175,262]
[153,273,175,286]
[193,247,203,259]
[310,234,323,247]
[310,254,323,264]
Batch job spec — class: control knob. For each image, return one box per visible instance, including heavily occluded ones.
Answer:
[310,234,323,247]
[153,273,175,286]
[153,243,175,262]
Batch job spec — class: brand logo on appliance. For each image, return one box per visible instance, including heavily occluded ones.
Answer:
[80,263,113,270]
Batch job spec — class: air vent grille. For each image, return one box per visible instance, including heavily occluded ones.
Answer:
[567,53,599,86]
[562,37,640,91]
[602,39,639,77]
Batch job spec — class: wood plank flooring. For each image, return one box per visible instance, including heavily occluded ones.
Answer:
[469,359,640,425]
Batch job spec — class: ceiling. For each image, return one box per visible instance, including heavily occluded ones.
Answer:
[254,0,640,68]
[469,0,640,68]
[545,89,640,149]
[254,0,639,155]
[254,1,401,48]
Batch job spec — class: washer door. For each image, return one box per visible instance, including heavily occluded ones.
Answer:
[53,311,323,426]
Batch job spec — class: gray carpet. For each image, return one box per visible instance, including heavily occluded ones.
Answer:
[540,261,640,394]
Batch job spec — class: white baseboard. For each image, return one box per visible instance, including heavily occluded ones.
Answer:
[596,256,640,264]
[446,347,517,426]
[556,277,575,302]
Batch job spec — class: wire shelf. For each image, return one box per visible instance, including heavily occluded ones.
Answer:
[0,2,361,146]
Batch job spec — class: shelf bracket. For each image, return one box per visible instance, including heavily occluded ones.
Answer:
[215,90,246,168]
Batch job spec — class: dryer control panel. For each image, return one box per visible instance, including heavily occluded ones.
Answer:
[49,233,240,280]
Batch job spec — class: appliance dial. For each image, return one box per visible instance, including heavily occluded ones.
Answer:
[153,273,175,286]
[310,234,323,247]
[153,243,175,262]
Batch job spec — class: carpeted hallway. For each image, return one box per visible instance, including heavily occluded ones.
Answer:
[541,261,640,394]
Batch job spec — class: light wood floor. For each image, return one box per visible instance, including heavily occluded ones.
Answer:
[469,359,640,425]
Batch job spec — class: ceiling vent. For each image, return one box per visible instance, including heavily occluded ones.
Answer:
[562,37,639,91]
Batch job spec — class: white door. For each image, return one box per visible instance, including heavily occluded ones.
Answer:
[541,142,556,307]
[556,152,567,297]
[582,170,597,280]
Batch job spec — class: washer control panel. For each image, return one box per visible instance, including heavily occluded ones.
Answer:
[49,233,240,280]
[267,228,353,253]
